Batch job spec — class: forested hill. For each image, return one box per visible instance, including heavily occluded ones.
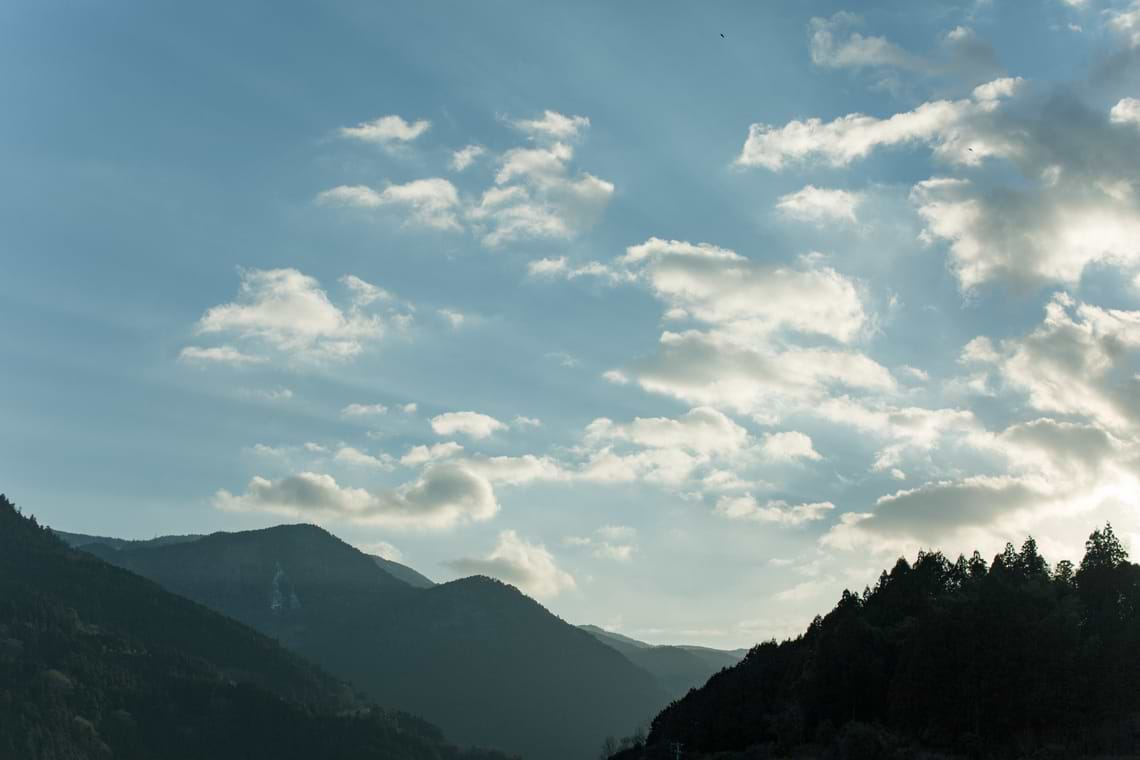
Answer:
[611,527,1140,760]
[0,494,515,760]
[68,519,670,760]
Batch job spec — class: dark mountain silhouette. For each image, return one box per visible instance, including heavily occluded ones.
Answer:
[609,528,1140,760]
[579,624,746,698]
[0,494,513,760]
[71,522,671,760]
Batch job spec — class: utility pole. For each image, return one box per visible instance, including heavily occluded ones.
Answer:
[670,740,683,760]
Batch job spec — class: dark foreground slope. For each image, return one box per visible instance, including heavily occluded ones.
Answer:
[79,523,670,760]
[0,495,513,760]
[613,529,1140,760]
[579,624,745,698]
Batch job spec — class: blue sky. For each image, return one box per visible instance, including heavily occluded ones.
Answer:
[4,0,1140,646]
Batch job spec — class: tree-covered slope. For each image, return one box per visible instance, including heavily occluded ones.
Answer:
[613,529,1140,760]
[78,522,671,760]
[0,494,513,760]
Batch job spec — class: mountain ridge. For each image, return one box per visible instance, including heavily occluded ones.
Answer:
[72,520,672,760]
[609,530,1140,759]
[579,624,746,698]
[0,493,514,760]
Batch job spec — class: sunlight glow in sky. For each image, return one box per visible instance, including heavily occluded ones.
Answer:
[4,0,1140,647]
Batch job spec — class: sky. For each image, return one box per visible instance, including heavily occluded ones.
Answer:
[4,0,1140,648]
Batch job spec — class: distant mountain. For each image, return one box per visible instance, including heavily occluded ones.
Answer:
[610,531,1140,759]
[55,528,203,551]
[0,494,513,760]
[74,522,671,760]
[61,529,436,590]
[579,625,745,698]
[369,554,435,588]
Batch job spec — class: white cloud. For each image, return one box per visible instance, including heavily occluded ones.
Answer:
[621,237,869,343]
[527,257,568,277]
[527,256,630,283]
[341,275,393,306]
[822,475,1045,554]
[318,178,462,231]
[716,495,835,526]
[901,365,929,382]
[544,351,579,367]
[598,524,637,541]
[960,335,1000,364]
[776,185,862,223]
[592,543,636,561]
[321,110,612,248]
[338,114,430,144]
[400,441,464,466]
[430,411,508,439]
[316,185,383,207]
[603,369,631,385]
[576,446,702,487]
[214,463,499,530]
[470,133,614,247]
[193,269,394,364]
[241,387,294,401]
[807,14,1001,91]
[438,308,466,328]
[626,329,894,420]
[359,540,403,562]
[736,78,1024,170]
[459,454,570,487]
[248,443,292,459]
[401,402,419,415]
[761,431,822,462]
[911,175,1140,288]
[563,524,638,562]
[585,406,750,457]
[512,110,590,140]
[406,408,765,500]
[450,144,485,171]
[814,396,980,473]
[496,143,575,184]
[870,85,1140,291]
[447,529,576,598]
[342,403,388,417]
[984,293,1140,432]
[179,345,267,366]
[1107,2,1140,47]
[821,408,1140,557]
[809,12,920,71]
[513,415,543,428]
[334,446,395,470]
[1111,97,1140,127]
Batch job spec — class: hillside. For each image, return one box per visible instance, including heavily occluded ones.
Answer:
[54,530,203,551]
[76,522,672,760]
[370,554,436,588]
[611,529,1140,760]
[0,494,513,760]
[579,625,745,698]
[59,529,436,590]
